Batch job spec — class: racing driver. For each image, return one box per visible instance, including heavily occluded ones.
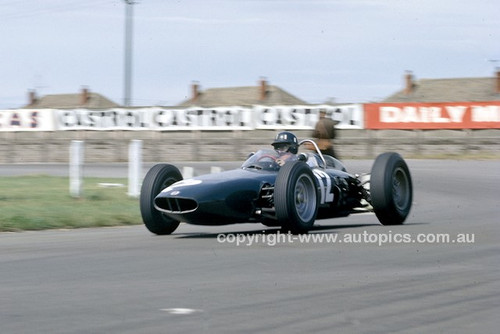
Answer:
[271,131,299,166]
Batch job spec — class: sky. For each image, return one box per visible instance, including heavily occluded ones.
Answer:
[1,0,499,109]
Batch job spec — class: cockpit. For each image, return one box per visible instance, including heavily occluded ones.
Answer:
[241,140,347,172]
[241,149,299,171]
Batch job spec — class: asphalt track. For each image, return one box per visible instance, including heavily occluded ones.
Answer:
[1,160,499,333]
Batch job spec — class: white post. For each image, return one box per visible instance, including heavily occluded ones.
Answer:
[182,166,194,179]
[128,139,142,197]
[210,166,222,174]
[69,140,84,198]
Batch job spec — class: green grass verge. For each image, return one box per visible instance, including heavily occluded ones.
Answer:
[0,175,142,232]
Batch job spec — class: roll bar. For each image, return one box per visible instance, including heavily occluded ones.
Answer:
[299,139,326,169]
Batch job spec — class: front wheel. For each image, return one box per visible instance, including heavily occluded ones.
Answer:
[370,153,413,225]
[140,164,183,235]
[274,161,319,234]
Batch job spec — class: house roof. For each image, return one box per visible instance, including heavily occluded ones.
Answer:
[383,76,500,102]
[177,84,306,107]
[24,92,120,109]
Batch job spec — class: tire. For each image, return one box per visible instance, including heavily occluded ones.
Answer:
[140,164,183,235]
[275,161,319,234]
[370,152,413,225]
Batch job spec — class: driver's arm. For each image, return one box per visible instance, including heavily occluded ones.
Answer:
[276,153,293,166]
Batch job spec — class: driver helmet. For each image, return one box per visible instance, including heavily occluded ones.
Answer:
[272,131,299,154]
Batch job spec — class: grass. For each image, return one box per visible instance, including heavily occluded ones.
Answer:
[0,175,142,232]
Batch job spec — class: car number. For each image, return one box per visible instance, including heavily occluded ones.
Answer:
[313,169,334,204]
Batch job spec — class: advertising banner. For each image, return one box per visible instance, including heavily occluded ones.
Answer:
[365,102,500,129]
[4,104,362,131]
[54,107,255,131]
[0,109,55,131]
[150,107,254,130]
[56,108,149,130]
[253,104,364,130]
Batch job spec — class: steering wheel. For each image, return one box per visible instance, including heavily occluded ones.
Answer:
[256,154,277,162]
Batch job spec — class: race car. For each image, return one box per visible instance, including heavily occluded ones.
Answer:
[140,134,413,234]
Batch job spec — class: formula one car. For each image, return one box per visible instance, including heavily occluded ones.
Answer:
[140,138,412,234]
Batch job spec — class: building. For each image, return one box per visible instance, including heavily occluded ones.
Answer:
[23,87,120,109]
[383,71,500,102]
[177,78,306,107]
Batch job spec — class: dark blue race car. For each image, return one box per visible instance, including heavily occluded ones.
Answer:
[140,139,412,234]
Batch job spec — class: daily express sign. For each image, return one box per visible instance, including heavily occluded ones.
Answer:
[364,102,500,129]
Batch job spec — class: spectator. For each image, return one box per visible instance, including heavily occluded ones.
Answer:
[312,108,339,159]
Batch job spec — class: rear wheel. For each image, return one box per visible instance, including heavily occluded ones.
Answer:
[140,164,182,235]
[275,161,319,234]
[370,153,412,225]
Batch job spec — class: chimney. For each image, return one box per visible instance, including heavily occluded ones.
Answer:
[259,78,268,101]
[191,81,200,102]
[28,89,37,105]
[80,87,90,105]
[496,69,500,94]
[404,71,414,95]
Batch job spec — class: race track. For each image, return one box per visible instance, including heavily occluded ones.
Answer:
[1,160,499,333]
